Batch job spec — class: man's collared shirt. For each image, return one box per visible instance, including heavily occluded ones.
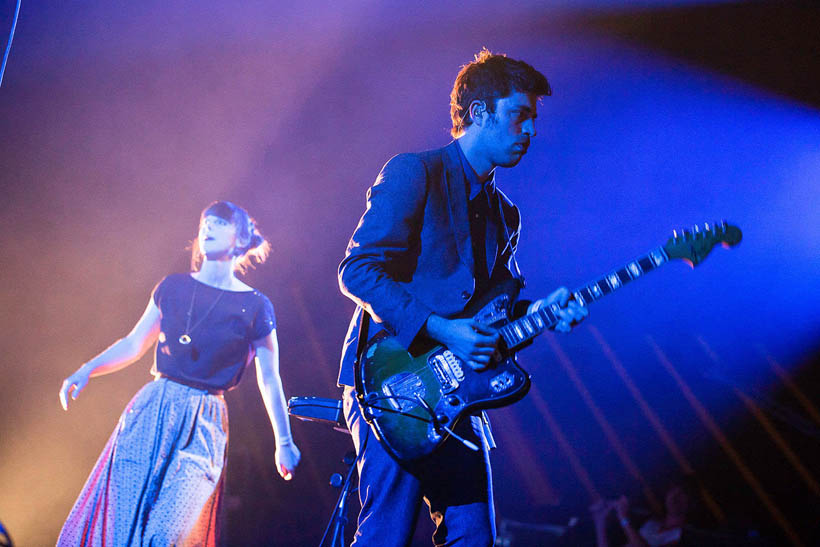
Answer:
[455,140,501,294]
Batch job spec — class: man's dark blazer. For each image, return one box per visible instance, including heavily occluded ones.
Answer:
[337,140,522,386]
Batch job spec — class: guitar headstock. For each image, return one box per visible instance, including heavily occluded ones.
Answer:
[663,221,742,267]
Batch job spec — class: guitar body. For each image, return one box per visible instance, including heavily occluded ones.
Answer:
[354,279,531,462]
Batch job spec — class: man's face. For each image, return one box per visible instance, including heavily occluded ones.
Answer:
[482,91,538,168]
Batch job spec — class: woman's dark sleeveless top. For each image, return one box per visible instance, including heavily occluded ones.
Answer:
[151,273,276,391]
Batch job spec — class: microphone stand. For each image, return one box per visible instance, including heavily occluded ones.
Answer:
[288,396,360,547]
[323,451,358,547]
[289,393,480,546]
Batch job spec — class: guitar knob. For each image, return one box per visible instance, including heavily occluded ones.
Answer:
[446,396,460,406]
[436,414,449,424]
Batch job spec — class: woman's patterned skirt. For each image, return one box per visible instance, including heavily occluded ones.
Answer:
[57,377,228,546]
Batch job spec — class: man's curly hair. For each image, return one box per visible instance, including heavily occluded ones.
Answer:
[450,48,551,137]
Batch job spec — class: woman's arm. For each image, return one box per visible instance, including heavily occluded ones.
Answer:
[253,330,301,480]
[59,298,161,410]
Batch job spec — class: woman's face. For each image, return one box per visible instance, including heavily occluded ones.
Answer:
[198,214,240,260]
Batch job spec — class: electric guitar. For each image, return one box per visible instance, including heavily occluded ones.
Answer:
[354,222,742,462]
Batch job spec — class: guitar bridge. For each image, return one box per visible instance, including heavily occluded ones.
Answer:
[381,372,426,413]
[429,350,464,393]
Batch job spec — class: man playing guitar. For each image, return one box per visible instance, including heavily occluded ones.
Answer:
[337,49,588,546]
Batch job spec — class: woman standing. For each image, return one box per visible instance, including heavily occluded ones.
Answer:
[58,201,300,546]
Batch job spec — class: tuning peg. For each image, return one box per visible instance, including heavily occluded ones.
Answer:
[683,228,693,240]
[714,221,723,233]
[672,229,679,239]
[693,225,703,239]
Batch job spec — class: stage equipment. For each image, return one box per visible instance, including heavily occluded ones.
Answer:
[288,396,356,547]
[287,396,347,433]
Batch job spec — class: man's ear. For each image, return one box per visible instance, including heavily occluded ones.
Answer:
[469,100,487,126]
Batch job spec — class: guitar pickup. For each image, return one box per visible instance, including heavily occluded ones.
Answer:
[429,350,464,393]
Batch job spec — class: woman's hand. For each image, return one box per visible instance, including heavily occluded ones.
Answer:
[275,439,301,481]
[59,367,91,411]
[58,298,161,412]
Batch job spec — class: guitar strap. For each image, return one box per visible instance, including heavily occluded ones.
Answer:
[352,308,377,429]
[354,307,370,369]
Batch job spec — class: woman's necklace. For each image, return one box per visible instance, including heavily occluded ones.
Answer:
[179,280,225,345]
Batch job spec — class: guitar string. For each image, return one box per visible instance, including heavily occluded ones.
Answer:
[383,313,555,385]
[375,325,559,420]
[380,347,522,394]
[380,297,566,395]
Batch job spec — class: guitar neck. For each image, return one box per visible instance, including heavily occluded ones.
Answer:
[498,246,669,349]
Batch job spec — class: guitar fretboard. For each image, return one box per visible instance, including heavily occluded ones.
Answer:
[498,246,669,349]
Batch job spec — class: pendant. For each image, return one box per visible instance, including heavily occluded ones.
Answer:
[179,334,192,345]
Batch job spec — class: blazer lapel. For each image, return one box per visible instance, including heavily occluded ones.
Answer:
[442,141,474,274]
